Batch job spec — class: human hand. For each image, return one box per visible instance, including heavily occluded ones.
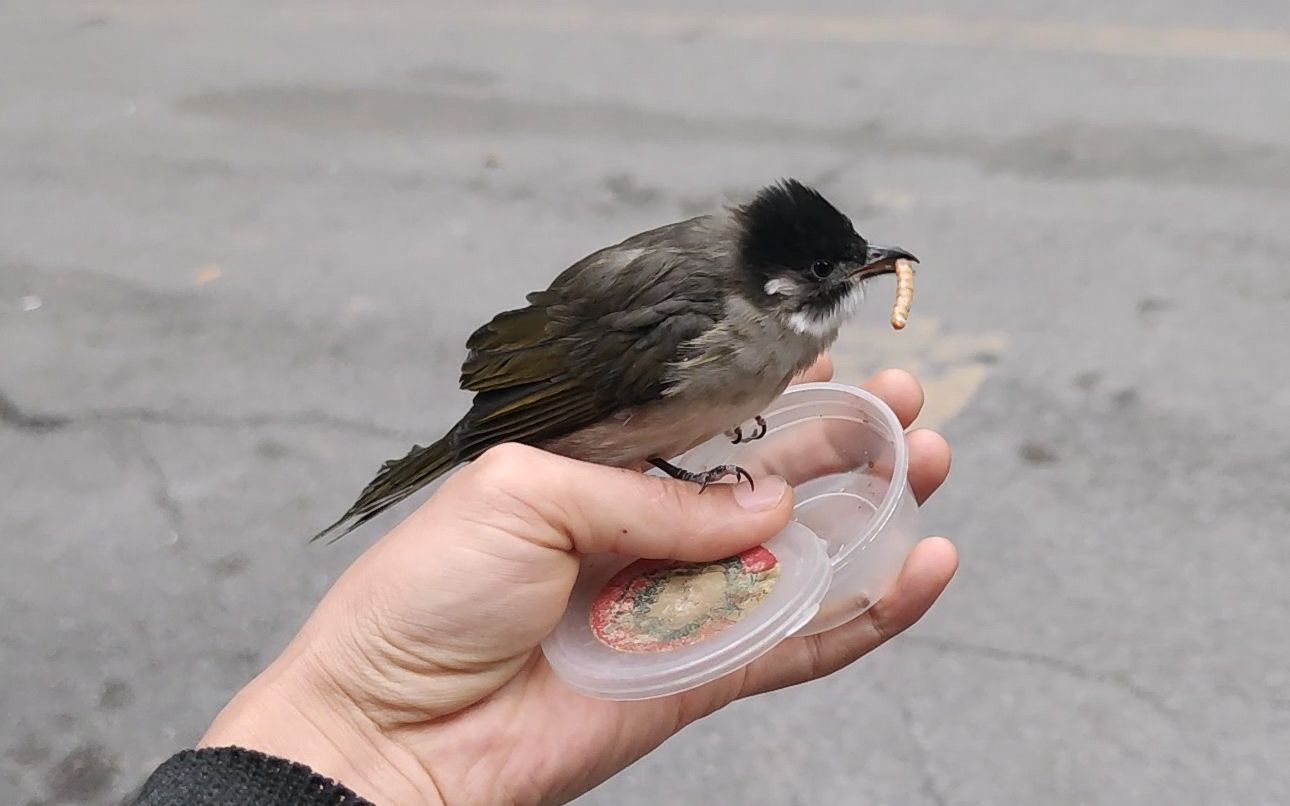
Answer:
[200,358,956,805]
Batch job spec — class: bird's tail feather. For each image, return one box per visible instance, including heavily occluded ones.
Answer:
[311,436,457,544]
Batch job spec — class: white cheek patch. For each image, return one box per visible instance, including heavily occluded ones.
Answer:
[763,277,795,297]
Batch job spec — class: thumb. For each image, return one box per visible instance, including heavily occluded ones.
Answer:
[433,443,794,561]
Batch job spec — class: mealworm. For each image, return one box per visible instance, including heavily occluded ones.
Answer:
[890,258,915,330]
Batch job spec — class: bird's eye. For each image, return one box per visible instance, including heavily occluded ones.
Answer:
[811,260,833,279]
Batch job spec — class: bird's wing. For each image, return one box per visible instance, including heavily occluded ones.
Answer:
[311,220,726,542]
[453,229,726,455]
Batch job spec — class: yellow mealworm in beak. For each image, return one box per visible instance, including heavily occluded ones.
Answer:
[891,258,915,330]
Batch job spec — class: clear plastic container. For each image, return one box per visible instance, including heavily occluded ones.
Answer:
[542,382,921,699]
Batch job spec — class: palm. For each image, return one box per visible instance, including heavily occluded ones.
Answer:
[413,542,951,806]
[422,657,702,803]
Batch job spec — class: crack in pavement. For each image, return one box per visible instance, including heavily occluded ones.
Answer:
[0,389,409,440]
[900,636,1225,783]
[129,427,185,545]
[903,635,1178,720]
[0,389,73,431]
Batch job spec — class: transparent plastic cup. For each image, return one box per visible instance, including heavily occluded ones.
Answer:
[542,382,921,699]
[661,382,920,634]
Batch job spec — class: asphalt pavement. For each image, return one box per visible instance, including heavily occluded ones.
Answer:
[2,2,1288,804]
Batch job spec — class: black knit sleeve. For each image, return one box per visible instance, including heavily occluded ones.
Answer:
[127,746,375,806]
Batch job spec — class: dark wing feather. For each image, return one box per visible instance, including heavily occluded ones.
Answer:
[313,218,727,543]
[451,223,726,453]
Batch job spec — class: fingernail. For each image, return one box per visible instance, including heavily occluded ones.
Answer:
[734,475,787,511]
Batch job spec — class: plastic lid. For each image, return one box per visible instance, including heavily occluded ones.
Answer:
[542,382,920,699]
[542,521,831,700]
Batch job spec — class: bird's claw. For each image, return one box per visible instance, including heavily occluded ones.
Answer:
[697,465,754,493]
[648,458,755,492]
[727,415,768,445]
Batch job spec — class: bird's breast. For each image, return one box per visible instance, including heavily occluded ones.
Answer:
[536,386,782,469]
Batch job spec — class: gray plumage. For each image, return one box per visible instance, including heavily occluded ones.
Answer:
[313,180,915,542]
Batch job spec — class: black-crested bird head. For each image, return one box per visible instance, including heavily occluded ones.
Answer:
[733,179,916,337]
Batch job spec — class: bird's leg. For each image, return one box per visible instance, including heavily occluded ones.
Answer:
[727,425,745,444]
[649,457,754,492]
[751,415,768,441]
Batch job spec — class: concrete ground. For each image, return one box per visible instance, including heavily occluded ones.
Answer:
[2,2,1288,804]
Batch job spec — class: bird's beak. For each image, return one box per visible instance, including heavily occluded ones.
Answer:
[850,245,919,279]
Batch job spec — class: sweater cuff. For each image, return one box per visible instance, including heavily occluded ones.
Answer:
[129,746,375,805]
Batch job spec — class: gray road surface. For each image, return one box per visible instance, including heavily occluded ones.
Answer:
[2,2,1289,804]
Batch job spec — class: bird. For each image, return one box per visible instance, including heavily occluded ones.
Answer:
[313,179,916,543]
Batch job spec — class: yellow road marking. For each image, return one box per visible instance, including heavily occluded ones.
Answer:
[832,316,1008,431]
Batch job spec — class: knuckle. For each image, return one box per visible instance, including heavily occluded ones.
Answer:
[457,444,542,512]
[867,604,900,645]
[455,445,567,545]
[803,633,829,675]
[471,443,540,484]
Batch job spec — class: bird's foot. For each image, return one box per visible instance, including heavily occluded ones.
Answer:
[649,457,754,492]
[726,415,768,445]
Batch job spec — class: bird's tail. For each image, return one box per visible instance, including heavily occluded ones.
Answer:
[311,435,458,544]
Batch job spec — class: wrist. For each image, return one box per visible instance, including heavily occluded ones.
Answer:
[199,654,446,806]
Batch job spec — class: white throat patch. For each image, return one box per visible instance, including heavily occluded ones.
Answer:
[785,284,865,337]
